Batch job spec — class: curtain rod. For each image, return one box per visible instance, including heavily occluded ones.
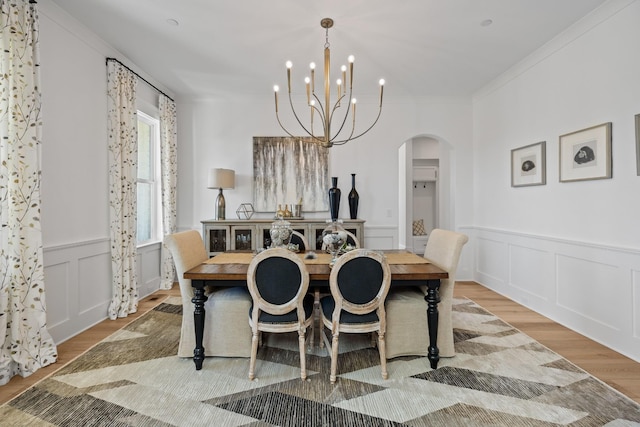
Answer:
[106,57,175,103]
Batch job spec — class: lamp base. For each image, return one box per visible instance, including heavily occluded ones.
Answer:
[215,189,226,220]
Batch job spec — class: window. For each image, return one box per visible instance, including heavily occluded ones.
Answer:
[137,111,161,245]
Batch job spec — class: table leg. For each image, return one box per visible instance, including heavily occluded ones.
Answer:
[191,285,208,370]
[424,279,441,369]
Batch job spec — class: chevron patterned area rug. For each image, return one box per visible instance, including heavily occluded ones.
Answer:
[2,297,639,426]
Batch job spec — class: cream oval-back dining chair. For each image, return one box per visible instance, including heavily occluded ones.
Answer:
[289,230,309,251]
[164,230,252,358]
[315,230,361,349]
[385,228,468,359]
[320,249,391,383]
[247,247,314,380]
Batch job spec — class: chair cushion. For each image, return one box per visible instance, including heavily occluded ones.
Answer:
[320,296,379,324]
[250,294,314,324]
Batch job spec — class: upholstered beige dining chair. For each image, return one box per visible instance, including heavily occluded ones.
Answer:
[385,228,468,359]
[164,230,252,358]
[247,247,314,381]
[320,249,391,383]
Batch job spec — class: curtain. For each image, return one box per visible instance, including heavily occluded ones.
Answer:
[0,0,57,385]
[159,95,177,289]
[107,60,139,319]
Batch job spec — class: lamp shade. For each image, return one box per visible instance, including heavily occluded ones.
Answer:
[208,168,235,189]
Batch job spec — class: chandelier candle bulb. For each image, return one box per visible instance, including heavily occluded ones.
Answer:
[310,62,315,93]
[379,79,385,106]
[305,77,311,104]
[274,85,279,112]
[286,61,292,92]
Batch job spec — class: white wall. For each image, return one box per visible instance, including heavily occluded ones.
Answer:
[38,2,165,343]
[176,96,474,256]
[471,0,640,361]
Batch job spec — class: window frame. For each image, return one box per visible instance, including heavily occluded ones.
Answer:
[136,110,162,246]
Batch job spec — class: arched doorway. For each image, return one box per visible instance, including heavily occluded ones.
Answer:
[398,135,454,252]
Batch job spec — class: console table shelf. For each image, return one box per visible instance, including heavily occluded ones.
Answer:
[201,218,365,257]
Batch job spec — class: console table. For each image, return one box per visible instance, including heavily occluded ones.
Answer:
[201,218,365,257]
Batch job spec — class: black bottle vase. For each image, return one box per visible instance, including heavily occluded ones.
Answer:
[348,173,359,219]
[328,177,341,221]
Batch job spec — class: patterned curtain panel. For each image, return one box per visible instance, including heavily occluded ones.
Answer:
[107,60,139,319]
[0,0,57,385]
[159,95,177,290]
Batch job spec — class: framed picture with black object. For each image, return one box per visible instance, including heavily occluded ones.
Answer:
[559,122,612,183]
[511,141,546,187]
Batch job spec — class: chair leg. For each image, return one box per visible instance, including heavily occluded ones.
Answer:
[315,289,324,348]
[330,332,339,384]
[378,331,388,380]
[249,331,259,380]
[298,328,307,381]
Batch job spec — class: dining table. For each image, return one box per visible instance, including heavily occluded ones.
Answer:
[184,249,448,371]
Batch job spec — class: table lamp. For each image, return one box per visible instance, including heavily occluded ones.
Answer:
[208,168,235,220]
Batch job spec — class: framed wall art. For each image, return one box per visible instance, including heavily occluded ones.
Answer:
[635,114,640,176]
[253,136,329,212]
[559,122,612,183]
[511,141,546,187]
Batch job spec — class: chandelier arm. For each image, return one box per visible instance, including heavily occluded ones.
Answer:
[330,104,383,146]
[284,90,325,140]
[277,106,325,144]
[275,111,301,139]
[311,92,327,129]
[327,93,351,142]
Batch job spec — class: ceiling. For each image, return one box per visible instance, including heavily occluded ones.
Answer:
[49,0,607,100]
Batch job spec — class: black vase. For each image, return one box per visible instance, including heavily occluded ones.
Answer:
[348,173,359,219]
[328,177,341,221]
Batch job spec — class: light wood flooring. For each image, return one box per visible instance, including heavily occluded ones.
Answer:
[1,281,639,405]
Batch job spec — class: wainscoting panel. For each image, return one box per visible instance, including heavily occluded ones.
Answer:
[465,227,640,363]
[138,243,162,296]
[44,239,162,345]
[508,244,552,304]
[364,225,397,251]
[556,254,622,330]
[43,261,71,329]
[475,236,508,288]
[77,252,112,316]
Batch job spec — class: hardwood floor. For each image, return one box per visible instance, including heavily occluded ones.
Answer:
[1,281,638,406]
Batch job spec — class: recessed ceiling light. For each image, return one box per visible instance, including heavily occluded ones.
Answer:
[480,19,493,27]
[166,18,179,26]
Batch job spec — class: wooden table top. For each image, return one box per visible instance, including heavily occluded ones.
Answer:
[184,250,448,282]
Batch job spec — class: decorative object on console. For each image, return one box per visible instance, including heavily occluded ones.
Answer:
[328,177,341,221]
[322,220,348,265]
[269,218,292,248]
[208,168,235,220]
[272,18,384,148]
[236,203,254,220]
[348,173,359,219]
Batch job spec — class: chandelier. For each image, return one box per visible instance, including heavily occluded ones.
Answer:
[273,18,384,148]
